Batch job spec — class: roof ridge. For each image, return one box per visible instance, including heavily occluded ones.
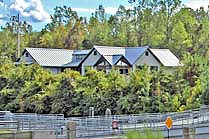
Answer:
[26,48,74,51]
[150,48,170,50]
[125,46,148,48]
[94,46,125,49]
[94,45,149,49]
[103,54,123,56]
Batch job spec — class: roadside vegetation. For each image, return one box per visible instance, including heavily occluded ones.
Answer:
[0,59,208,116]
[126,129,163,139]
[0,0,209,116]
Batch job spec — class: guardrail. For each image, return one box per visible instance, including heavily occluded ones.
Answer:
[0,106,209,139]
[0,112,66,139]
[65,107,209,138]
[0,120,19,130]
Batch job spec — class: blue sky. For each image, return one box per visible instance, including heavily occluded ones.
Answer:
[0,0,209,31]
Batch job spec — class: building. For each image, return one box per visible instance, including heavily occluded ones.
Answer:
[17,46,181,74]
[17,48,90,74]
[80,46,181,75]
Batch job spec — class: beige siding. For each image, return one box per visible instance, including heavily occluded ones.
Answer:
[133,51,161,70]
[81,49,101,75]
[164,67,178,74]
[116,60,128,66]
[20,52,35,63]
[45,67,61,74]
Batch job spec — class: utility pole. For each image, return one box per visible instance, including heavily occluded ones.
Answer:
[17,13,21,58]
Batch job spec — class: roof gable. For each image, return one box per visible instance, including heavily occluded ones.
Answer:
[94,56,111,66]
[103,55,123,65]
[149,49,180,67]
[125,47,148,65]
[94,46,148,65]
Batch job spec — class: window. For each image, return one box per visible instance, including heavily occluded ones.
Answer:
[119,68,129,75]
[75,55,83,60]
[150,66,158,71]
[25,52,29,57]
[94,51,97,55]
[138,66,143,69]
[145,51,149,56]
[119,69,123,74]
[124,69,128,74]
[61,68,65,72]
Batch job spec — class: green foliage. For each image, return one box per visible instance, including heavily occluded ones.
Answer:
[0,2,209,115]
[0,59,208,116]
[126,129,163,139]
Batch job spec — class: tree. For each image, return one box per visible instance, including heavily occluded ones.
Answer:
[170,21,191,55]
[41,6,85,49]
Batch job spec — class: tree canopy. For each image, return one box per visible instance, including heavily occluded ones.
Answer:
[0,1,209,116]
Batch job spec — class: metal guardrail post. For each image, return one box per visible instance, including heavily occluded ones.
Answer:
[67,122,76,139]
[17,120,20,131]
[183,127,195,139]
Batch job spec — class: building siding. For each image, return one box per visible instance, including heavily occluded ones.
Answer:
[133,51,161,70]
[45,67,61,74]
[21,52,35,63]
[81,49,101,75]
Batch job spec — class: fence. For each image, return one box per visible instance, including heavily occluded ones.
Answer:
[0,111,66,139]
[0,107,209,139]
[66,108,209,138]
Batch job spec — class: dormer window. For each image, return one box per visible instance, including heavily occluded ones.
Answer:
[94,51,97,55]
[25,52,29,57]
[76,55,83,60]
[145,51,149,56]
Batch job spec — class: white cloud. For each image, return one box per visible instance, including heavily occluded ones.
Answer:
[0,14,7,20]
[0,20,3,25]
[105,7,118,14]
[0,2,3,7]
[72,8,95,13]
[0,14,3,19]
[0,1,7,9]
[185,0,209,10]
[72,6,132,15]
[0,14,4,25]
[105,6,134,15]
[10,0,51,23]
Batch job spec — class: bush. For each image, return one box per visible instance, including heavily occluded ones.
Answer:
[126,129,163,139]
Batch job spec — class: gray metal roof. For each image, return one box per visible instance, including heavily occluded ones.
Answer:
[73,50,91,55]
[150,49,180,67]
[25,48,74,67]
[64,61,81,67]
[94,46,126,56]
[125,47,148,65]
[25,48,90,67]
[24,47,180,68]
[94,46,148,65]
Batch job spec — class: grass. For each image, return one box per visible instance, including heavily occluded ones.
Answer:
[126,129,163,139]
[0,130,13,134]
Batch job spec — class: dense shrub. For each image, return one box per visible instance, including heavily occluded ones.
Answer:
[0,56,208,116]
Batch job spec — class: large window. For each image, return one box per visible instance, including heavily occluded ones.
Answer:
[75,55,84,61]
[61,68,65,72]
[138,66,144,69]
[150,66,158,71]
[119,68,129,75]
